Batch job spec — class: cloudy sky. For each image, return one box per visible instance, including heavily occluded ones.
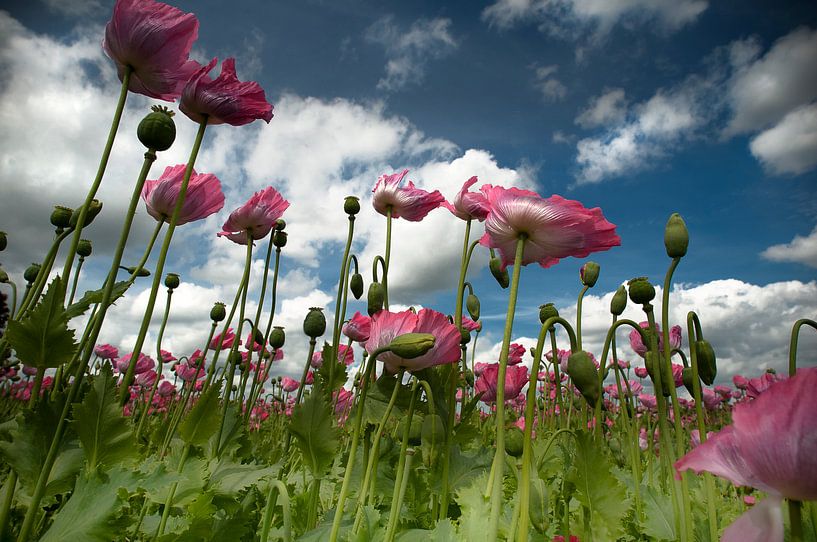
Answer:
[0,0,815,388]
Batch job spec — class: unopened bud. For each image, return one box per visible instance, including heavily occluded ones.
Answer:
[50,205,74,229]
[275,219,286,231]
[610,285,628,316]
[466,293,480,321]
[121,266,150,277]
[303,307,326,338]
[567,350,600,407]
[23,263,41,284]
[69,199,103,228]
[505,426,524,457]
[76,239,93,258]
[682,367,697,397]
[489,257,510,289]
[137,105,176,151]
[460,328,471,345]
[344,196,360,216]
[539,303,559,325]
[367,282,385,316]
[388,333,436,359]
[350,273,364,300]
[664,213,689,258]
[628,277,655,305]
[269,326,286,349]
[164,273,180,290]
[210,302,226,322]
[580,261,600,287]
[695,340,717,386]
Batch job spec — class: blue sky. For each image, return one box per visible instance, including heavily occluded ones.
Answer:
[0,0,815,386]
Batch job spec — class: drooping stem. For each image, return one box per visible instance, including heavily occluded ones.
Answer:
[788,319,817,377]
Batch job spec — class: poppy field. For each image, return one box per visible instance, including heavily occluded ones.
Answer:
[0,1,815,541]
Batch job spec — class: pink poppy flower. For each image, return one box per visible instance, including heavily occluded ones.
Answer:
[94,344,119,359]
[210,328,239,350]
[135,369,158,388]
[280,377,299,393]
[180,57,273,126]
[701,387,722,410]
[479,186,620,270]
[474,363,529,403]
[157,380,176,396]
[675,368,817,542]
[442,177,492,221]
[628,321,682,358]
[334,388,354,416]
[21,366,37,377]
[159,349,176,363]
[365,308,461,374]
[217,187,290,245]
[175,362,204,382]
[746,372,787,399]
[337,344,355,366]
[545,348,571,372]
[474,361,491,376]
[141,165,225,225]
[116,353,155,375]
[461,316,481,332]
[310,351,323,369]
[244,331,266,352]
[342,312,372,343]
[305,371,314,385]
[671,363,684,387]
[714,384,732,398]
[371,170,445,221]
[103,0,200,101]
[507,343,526,366]
[638,393,657,410]
[634,366,649,379]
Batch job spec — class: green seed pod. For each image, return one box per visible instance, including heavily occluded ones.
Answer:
[610,285,628,316]
[210,302,227,322]
[460,327,471,345]
[137,105,176,151]
[275,219,286,231]
[489,257,510,289]
[269,326,286,349]
[367,282,385,316]
[664,213,689,259]
[350,273,364,300]
[567,350,600,407]
[628,277,656,305]
[580,261,600,287]
[539,303,559,325]
[682,366,697,397]
[50,205,74,229]
[121,266,150,277]
[69,199,103,228]
[23,263,41,284]
[303,307,326,338]
[0,231,6,251]
[164,273,180,290]
[273,230,288,248]
[76,239,93,258]
[388,333,435,359]
[466,293,481,321]
[645,351,672,397]
[505,426,524,457]
[344,196,361,216]
[228,350,243,367]
[695,339,717,386]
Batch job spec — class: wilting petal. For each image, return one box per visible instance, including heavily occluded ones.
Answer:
[722,497,783,542]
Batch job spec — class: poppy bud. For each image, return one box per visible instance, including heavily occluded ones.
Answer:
[120,266,150,277]
[695,339,717,386]
[628,277,655,305]
[664,213,689,258]
[580,261,600,287]
[466,293,481,321]
[275,219,286,231]
[367,282,385,316]
[610,285,628,316]
[464,369,474,387]
[0,267,8,284]
[164,273,180,290]
[460,328,471,345]
[344,196,361,216]
[50,205,74,229]
[682,366,697,397]
[489,257,510,289]
[388,333,435,359]
[567,350,600,407]
[69,199,103,228]
[303,307,326,338]
[645,351,671,397]
[505,426,524,457]
[539,303,559,325]
[137,105,176,151]
[210,302,226,322]
[228,350,243,366]
[76,239,93,258]
[273,230,288,248]
[0,231,6,251]
[269,326,286,349]
[23,263,41,284]
[350,273,364,300]
[250,326,265,346]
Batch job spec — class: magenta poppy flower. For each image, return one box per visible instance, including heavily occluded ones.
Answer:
[135,369,158,388]
[217,187,289,245]
[210,328,239,350]
[733,374,749,390]
[700,387,722,410]
[474,363,529,403]
[103,0,200,101]
[157,380,176,397]
[675,368,817,542]
[714,384,732,398]
[746,372,787,399]
[442,176,492,221]
[141,165,225,225]
[310,351,323,369]
[342,311,372,343]
[634,366,649,379]
[479,186,620,270]
[175,362,204,382]
[365,308,461,374]
[371,170,446,221]
[337,344,355,366]
[179,57,273,126]
[628,321,682,358]
[334,388,354,415]
[305,371,314,385]
[638,393,657,410]
[116,352,155,375]
[474,361,491,376]
[159,349,176,363]
[280,377,299,393]
[94,344,119,360]
[507,343,526,366]
[545,348,571,372]
[461,316,481,332]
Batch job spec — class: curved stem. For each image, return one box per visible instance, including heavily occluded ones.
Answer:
[259,479,292,542]
[788,319,817,377]
[330,215,356,400]
[67,257,85,306]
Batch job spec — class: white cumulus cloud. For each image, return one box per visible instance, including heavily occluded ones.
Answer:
[762,225,817,268]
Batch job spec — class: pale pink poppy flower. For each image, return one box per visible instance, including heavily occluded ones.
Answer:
[474,363,529,404]
[675,368,817,542]
[638,393,657,410]
[672,363,684,387]
[634,366,649,379]
[507,343,526,366]
[337,344,355,366]
[479,186,620,270]
[365,308,461,374]
[142,165,225,225]
[342,311,372,342]
[94,344,119,360]
[103,0,200,101]
[701,387,722,410]
[442,177,492,221]
[746,372,787,399]
[714,384,732,398]
[280,377,299,393]
[310,351,323,369]
[210,328,239,350]
[217,187,289,245]
[180,57,273,126]
[628,321,682,358]
[116,353,155,375]
[371,170,445,221]
[545,348,571,372]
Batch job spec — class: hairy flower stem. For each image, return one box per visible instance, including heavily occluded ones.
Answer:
[329,213,356,399]
[329,347,387,542]
[67,256,86,306]
[119,120,208,403]
[575,285,589,350]
[789,319,817,376]
[486,235,527,540]
[136,286,174,442]
[382,207,392,309]
[385,381,419,541]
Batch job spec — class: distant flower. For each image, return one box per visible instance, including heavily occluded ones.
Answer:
[638,393,657,410]
[365,308,461,374]
[474,363,529,403]
[217,187,289,245]
[634,366,649,379]
[337,344,355,366]
[141,165,224,225]
[628,321,682,358]
[507,343,526,366]
[676,368,817,542]
[280,377,299,393]
[103,0,200,101]
[135,369,158,388]
[545,348,571,372]
[310,351,323,369]
[714,384,732,398]
[94,344,119,359]
[745,372,787,399]
[210,328,239,350]
[116,352,155,375]
[442,177,491,221]
[175,361,204,382]
[342,311,372,343]
[701,387,722,410]
[305,371,314,385]
[479,186,620,270]
[180,57,273,125]
[733,374,749,390]
[371,169,445,221]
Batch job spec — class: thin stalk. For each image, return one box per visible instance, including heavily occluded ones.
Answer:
[294,338,317,406]
[790,499,803,542]
[575,285,589,350]
[788,319,817,376]
[329,213,356,401]
[67,256,85,306]
[259,479,292,542]
[136,287,174,441]
[382,207,392,309]
[385,381,419,541]
[155,444,190,538]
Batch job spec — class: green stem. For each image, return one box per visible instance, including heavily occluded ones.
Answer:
[156,444,190,539]
[790,499,803,542]
[136,287,174,442]
[385,449,414,542]
[382,207,392,310]
[330,214,356,402]
[576,285,589,351]
[788,319,817,377]
[294,338,317,405]
[385,381,419,541]
[259,479,292,542]
[67,257,85,306]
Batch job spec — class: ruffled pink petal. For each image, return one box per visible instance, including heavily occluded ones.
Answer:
[443,177,492,221]
[365,310,419,369]
[342,311,372,342]
[219,187,289,245]
[400,308,461,373]
[371,170,445,221]
[722,497,783,542]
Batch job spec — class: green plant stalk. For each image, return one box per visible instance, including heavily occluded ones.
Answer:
[259,479,292,542]
[201,273,248,395]
[353,369,406,532]
[789,319,817,376]
[14,228,72,319]
[790,499,804,542]
[156,443,190,538]
[329,214,356,402]
[386,448,415,542]
[383,207,392,309]
[549,329,563,428]
[486,235,527,540]
[67,257,85,306]
[136,287,174,441]
[119,120,208,402]
[329,347,387,542]
[385,381,419,541]
[0,472,17,537]
[6,280,17,320]
[294,338,318,406]
[248,246,283,419]
[575,284,589,350]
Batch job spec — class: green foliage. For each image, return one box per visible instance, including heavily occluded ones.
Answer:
[64,280,131,319]
[454,472,493,542]
[316,342,348,397]
[71,364,137,473]
[208,405,248,460]
[179,382,222,448]
[5,276,77,368]
[289,386,339,477]
[641,484,677,541]
[206,457,276,496]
